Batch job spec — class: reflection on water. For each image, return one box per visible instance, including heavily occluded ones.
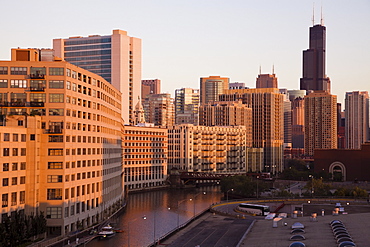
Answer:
[88,186,222,247]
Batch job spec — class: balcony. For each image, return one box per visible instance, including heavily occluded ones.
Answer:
[28,102,44,107]
[0,102,8,107]
[44,128,63,134]
[30,73,45,79]
[10,101,26,107]
[28,86,45,92]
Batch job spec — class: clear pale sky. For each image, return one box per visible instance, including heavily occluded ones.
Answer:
[1,0,370,106]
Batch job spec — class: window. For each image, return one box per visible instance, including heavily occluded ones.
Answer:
[10,80,27,88]
[19,191,25,204]
[72,83,76,91]
[21,148,26,156]
[0,79,8,88]
[12,148,18,156]
[20,176,25,184]
[0,67,8,75]
[66,81,71,90]
[47,175,63,183]
[30,67,46,76]
[49,109,64,116]
[49,80,64,89]
[47,189,62,200]
[48,162,63,169]
[30,80,46,90]
[46,207,62,218]
[11,177,17,185]
[18,120,23,126]
[21,134,26,142]
[12,163,17,171]
[49,135,63,142]
[30,93,46,102]
[3,163,9,171]
[11,192,16,206]
[10,67,27,75]
[49,93,64,103]
[65,206,69,218]
[48,149,63,156]
[3,133,9,141]
[3,148,9,156]
[2,178,9,186]
[20,162,26,170]
[13,134,18,141]
[49,68,64,76]
[30,134,35,140]
[30,109,46,116]
[2,194,8,207]
[70,205,75,216]
[66,69,71,77]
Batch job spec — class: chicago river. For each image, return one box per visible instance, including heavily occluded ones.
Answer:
[88,186,222,247]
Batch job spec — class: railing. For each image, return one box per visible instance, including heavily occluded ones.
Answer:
[28,102,45,107]
[30,73,45,79]
[28,86,45,91]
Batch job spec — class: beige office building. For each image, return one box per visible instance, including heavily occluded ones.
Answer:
[168,124,252,173]
[123,125,168,191]
[345,91,369,149]
[220,88,284,173]
[304,91,337,156]
[200,76,229,105]
[0,48,123,236]
[175,88,200,125]
[53,29,141,124]
[143,93,174,127]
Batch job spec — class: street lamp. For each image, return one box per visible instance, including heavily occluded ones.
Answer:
[190,192,206,218]
[309,175,314,197]
[128,215,147,246]
[256,176,259,199]
[226,189,234,203]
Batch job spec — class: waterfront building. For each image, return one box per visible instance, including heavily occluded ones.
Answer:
[142,79,161,100]
[123,125,168,191]
[0,48,123,236]
[168,124,255,173]
[256,73,278,88]
[175,88,200,125]
[300,23,331,93]
[200,76,229,105]
[345,91,369,149]
[53,29,141,124]
[219,88,284,173]
[304,91,337,156]
[143,93,174,127]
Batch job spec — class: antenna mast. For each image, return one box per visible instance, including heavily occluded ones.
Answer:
[312,3,315,26]
[320,5,324,25]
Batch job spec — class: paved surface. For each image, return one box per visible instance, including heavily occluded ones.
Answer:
[159,201,370,247]
[159,212,254,247]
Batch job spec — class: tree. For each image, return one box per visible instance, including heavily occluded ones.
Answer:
[220,175,268,198]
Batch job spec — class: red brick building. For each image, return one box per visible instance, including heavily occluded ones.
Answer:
[314,142,370,181]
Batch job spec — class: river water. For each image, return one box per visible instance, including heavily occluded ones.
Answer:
[88,186,222,247]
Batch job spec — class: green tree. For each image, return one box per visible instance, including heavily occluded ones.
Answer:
[220,175,268,198]
[305,178,332,196]
[352,187,368,198]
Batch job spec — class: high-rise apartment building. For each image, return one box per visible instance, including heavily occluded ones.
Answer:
[345,91,369,149]
[304,91,337,156]
[0,48,123,235]
[256,74,278,88]
[143,93,174,127]
[141,79,161,100]
[198,101,252,145]
[200,76,229,105]
[168,124,254,173]
[220,88,284,173]
[175,88,200,125]
[300,24,331,93]
[53,29,141,124]
[123,126,168,191]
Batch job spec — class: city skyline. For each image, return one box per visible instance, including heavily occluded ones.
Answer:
[1,0,370,105]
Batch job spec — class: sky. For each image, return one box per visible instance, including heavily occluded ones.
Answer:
[1,0,370,106]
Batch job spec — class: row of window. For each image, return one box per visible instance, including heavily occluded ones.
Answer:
[2,133,26,142]
[2,162,26,171]
[1,92,64,103]
[2,148,26,156]
[47,182,101,200]
[0,67,64,76]
[1,191,25,207]
[2,176,26,186]
[0,79,64,88]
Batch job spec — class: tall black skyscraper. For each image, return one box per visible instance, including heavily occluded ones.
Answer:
[300,24,331,93]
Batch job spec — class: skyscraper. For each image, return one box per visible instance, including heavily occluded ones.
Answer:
[141,79,161,100]
[175,88,200,125]
[345,91,369,149]
[143,93,174,127]
[304,91,337,156]
[53,30,142,124]
[256,73,278,88]
[300,24,331,93]
[200,76,229,105]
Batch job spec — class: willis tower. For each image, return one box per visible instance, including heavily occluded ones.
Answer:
[300,22,331,93]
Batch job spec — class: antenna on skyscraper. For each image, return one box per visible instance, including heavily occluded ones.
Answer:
[272,64,275,75]
[259,65,261,75]
[320,5,324,25]
[312,3,315,26]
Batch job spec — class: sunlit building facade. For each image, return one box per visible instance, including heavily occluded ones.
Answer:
[200,76,229,105]
[168,124,250,173]
[53,30,141,124]
[123,126,168,191]
[0,48,123,236]
[143,93,174,127]
[175,88,200,125]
